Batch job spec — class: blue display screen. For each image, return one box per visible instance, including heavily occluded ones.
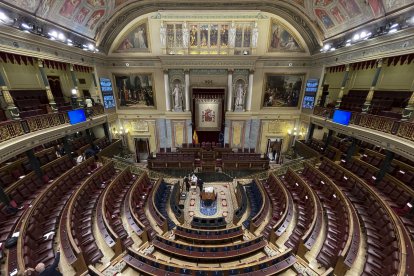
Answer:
[68,109,86,125]
[332,110,351,126]
[100,77,116,109]
[305,79,319,93]
[302,96,315,109]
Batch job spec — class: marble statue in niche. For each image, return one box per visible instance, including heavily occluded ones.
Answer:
[234,80,246,111]
[172,81,183,112]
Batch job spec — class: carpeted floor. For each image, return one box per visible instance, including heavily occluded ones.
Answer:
[200,199,218,216]
[184,182,234,225]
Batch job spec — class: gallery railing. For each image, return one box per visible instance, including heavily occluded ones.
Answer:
[0,105,105,144]
[312,107,414,142]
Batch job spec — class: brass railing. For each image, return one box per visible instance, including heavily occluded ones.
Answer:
[313,107,414,142]
[0,120,25,143]
[0,105,105,144]
[396,121,414,142]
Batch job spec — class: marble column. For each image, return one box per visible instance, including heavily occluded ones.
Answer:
[26,149,42,177]
[335,64,350,109]
[164,70,171,111]
[69,64,81,108]
[185,70,190,112]
[0,85,20,119]
[316,67,326,107]
[227,70,233,111]
[246,70,254,111]
[362,59,383,113]
[323,129,334,152]
[306,123,315,142]
[38,59,58,112]
[103,122,112,142]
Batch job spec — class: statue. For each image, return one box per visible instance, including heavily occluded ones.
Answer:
[252,22,259,48]
[160,22,166,48]
[234,83,245,111]
[182,22,189,48]
[172,83,183,111]
[229,22,236,48]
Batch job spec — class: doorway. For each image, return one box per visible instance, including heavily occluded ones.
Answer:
[267,138,283,164]
[134,138,150,162]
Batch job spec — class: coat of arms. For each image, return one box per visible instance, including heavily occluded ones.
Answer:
[202,108,215,122]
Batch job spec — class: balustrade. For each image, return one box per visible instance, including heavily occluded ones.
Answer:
[313,108,414,142]
[0,106,104,144]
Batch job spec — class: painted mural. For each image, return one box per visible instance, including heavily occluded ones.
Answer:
[310,0,402,35]
[114,74,155,108]
[263,74,304,108]
[269,20,303,52]
[116,22,149,51]
[1,0,412,40]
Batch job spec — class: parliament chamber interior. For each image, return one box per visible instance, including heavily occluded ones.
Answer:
[0,1,414,275]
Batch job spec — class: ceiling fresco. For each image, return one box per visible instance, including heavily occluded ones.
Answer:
[311,0,414,37]
[0,0,413,40]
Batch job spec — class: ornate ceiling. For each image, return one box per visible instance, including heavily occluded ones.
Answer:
[0,0,413,48]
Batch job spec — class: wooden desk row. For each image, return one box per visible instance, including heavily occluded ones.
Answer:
[123,247,296,276]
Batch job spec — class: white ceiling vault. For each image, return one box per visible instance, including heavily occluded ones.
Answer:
[0,0,413,53]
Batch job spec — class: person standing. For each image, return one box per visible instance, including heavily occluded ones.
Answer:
[184,175,189,192]
[271,141,279,161]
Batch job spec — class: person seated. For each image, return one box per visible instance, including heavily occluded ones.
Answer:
[35,250,62,276]
[74,153,85,165]
[94,155,103,168]
[84,147,95,159]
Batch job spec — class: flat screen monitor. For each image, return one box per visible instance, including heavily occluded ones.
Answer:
[100,77,116,109]
[302,95,315,109]
[332,110,351,126]
[68,109,86,125]
[305,79,319,93]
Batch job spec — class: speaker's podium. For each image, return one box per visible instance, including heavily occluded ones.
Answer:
[201,186,216,206]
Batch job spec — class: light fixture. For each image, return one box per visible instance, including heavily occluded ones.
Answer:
[0,11,8,22]
[352,33,360,41]
[21,22,32,30]
[364,32,372,39]
[0,11,12,24]
[71,89,77,95]
[88,43,95,51]
[407,202,413,208]
[330,47,336,52]
[58,32,65,41]
[360,31,367,38]
[345,42,351,47]
[323,44,331,51]
[67,39,73,46]
[48,30,58,38]
[389,28,398,33]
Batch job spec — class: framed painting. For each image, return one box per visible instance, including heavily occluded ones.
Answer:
[262,74,304,108]
[114,74,155,109]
